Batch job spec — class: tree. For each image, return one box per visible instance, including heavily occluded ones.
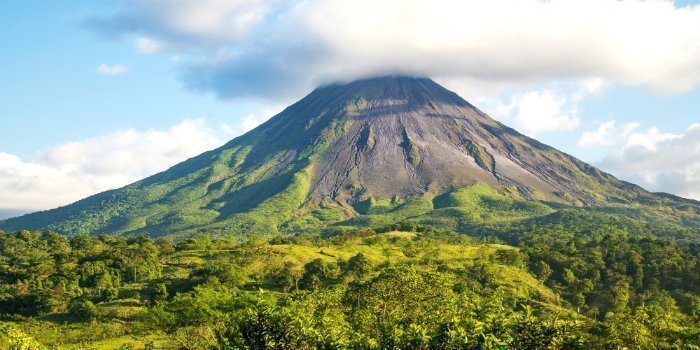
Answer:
[269,261,302,292]
[147,283,168,304]
[509,308,584,350]
[344,253,371,278]
[534,261,553,282]
[154,237,175,256]
[299,259,339,290]
[495,249,526,268]
[101,286,119,302]
[2,324,48,350]
[344,266,456,348]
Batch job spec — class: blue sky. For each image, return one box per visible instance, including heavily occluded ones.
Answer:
[1,1,264,158]
[1,0,699,218]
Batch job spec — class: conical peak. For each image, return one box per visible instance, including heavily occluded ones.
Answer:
[319,75,433,89]
[311,75,472,109]
[3,73,698,238]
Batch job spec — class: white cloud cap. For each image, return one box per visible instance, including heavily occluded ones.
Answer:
[85,0,700,99]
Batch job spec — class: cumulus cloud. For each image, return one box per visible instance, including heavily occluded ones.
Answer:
[97,63,129,75]
[482,78,611,135]
[488,88,581,136]
[84,0,700,100]
[0,120,230,215]
[598,123,700,200]
[578,120,640,148]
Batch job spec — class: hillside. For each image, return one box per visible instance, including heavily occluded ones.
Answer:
[2,76,699,237]
[2,226,698,348]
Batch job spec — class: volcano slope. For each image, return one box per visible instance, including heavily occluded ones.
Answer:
[2,76,699,237]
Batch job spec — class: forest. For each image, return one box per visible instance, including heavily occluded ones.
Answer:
[1,213,699,349]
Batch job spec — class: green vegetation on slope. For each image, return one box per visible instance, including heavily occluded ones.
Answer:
[0,85,358,238]
[3,76,699,239]
[339,184,554,233]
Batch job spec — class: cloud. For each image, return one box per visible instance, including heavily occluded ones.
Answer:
[598,123,700,200]
[0,119,229,215]
[84,0,700,100]
[136,37,166,54]
[85,0,274,47]
[97,64,129,75]
[481,79,608,135]
[488,88,581,136]
[578,120,640,148]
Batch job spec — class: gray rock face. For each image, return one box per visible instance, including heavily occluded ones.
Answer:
[301,76,636,206]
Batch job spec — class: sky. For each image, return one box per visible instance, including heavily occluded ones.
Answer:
[1,0,700,219]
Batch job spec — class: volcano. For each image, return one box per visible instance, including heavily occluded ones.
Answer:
[2,76,698,237]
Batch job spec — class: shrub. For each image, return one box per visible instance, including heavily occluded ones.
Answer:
[68,299,97,322]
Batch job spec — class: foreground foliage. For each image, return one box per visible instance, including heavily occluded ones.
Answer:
[1,221,699,349]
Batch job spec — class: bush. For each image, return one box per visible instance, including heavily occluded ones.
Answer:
[68,299,97,322]
[101,287,119,302]
[144,283,168,304]
[299,259,339,290]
